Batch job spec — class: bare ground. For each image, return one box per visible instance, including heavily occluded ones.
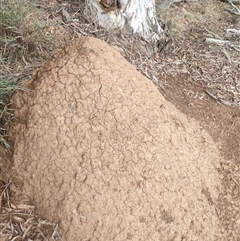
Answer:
[155,1,240,239]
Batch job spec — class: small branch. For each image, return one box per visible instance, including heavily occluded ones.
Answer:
[224,1,240,15]
[205,90,240,108]
[225,8,240,15]
[229,0,240,12]
[61,8,71,23]
[220,0,240,5]
[206,38,231,45]
[205,90,218,101]
[226,28,240,36]
[206,37,240,51]
[222,49,232,63]
[205,28,221,39]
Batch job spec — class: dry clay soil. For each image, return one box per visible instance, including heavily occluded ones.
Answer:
[4,1,240,241]
[10,36,227,240]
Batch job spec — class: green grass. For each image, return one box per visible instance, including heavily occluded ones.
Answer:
[0,0,58,148]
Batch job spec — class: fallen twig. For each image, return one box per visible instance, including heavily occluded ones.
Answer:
[225,7,240,15]
[205,28,221,39]
[220,0,240,5]
[224,1,240,15]
[206,38,232,45]
[226,28,240,36]
[206,37,240,51]
[229,0,240,12]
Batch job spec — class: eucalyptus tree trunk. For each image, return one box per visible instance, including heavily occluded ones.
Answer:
[85,0,165,56]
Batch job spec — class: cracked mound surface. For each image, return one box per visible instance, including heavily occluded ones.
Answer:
[11,37,223,240]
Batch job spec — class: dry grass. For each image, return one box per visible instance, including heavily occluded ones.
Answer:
[0,0,62,240]
[1,0,58,80]
[0,180,62,240]
[0,0,59,148]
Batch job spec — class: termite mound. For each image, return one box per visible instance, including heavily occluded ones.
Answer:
[10,37,223,241]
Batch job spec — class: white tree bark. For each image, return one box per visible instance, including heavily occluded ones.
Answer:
[85,0,164,55]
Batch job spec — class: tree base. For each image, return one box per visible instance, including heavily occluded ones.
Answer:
[84,0,169,57]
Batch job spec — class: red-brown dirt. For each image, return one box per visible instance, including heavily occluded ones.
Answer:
[162,74,240,240]
[10,37,225,240]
